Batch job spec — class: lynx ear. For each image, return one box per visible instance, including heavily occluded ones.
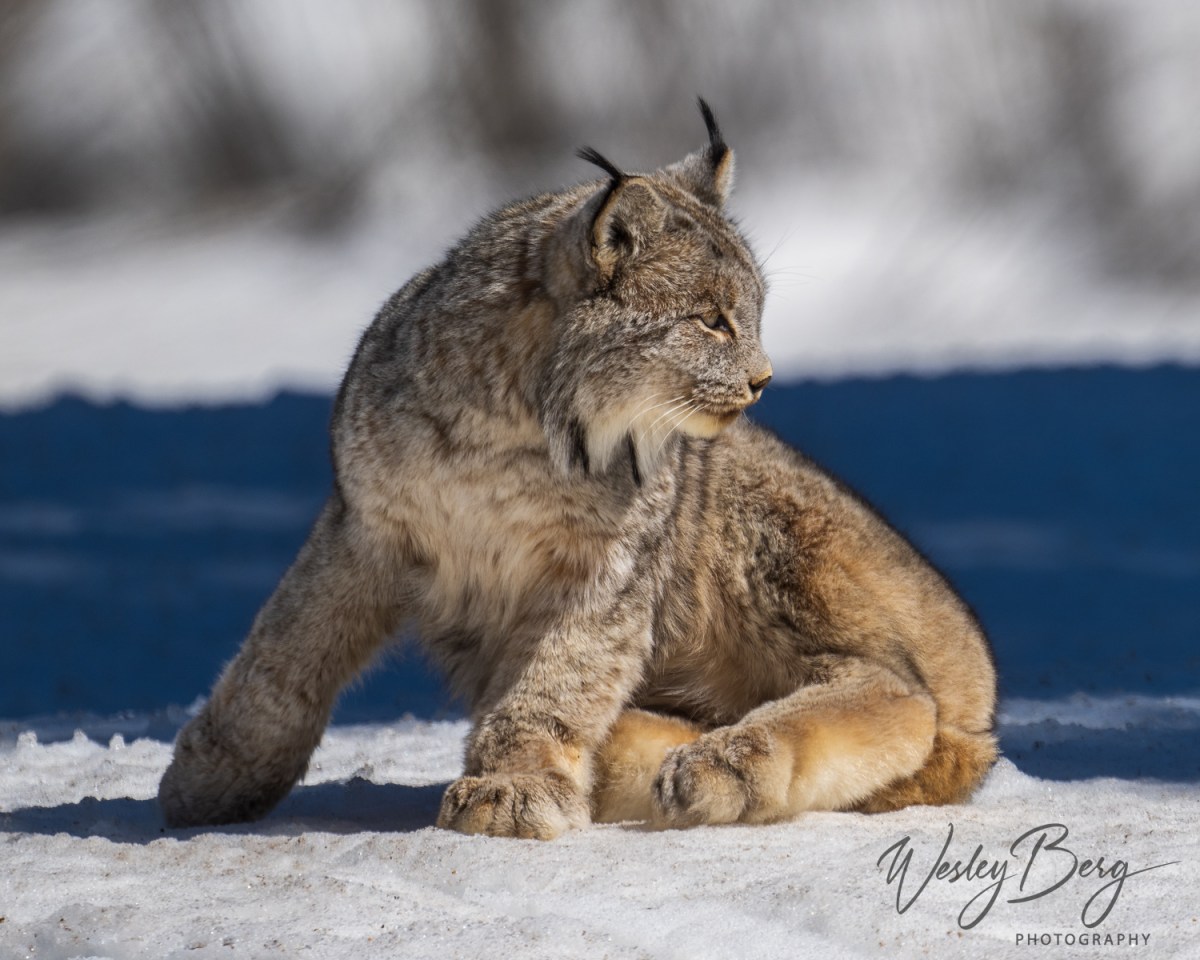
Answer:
[554,148,667,289]
[666,98,735,208]
[587,176,666,280]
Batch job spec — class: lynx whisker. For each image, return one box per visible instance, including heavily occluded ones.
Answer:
[629,394,688,459]
[654,401,698,459]
[645,397,694,437]
[633,394,688,426]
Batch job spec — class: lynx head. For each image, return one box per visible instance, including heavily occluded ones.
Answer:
[538,100,771,482]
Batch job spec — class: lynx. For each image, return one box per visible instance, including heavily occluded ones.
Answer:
[159,102,997,838]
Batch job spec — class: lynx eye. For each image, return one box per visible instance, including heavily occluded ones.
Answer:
[694,312,733,336]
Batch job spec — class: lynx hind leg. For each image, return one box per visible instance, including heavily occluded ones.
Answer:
[854,726,998,813]
[159,498,402,827]
[653,658,940,827]
[591,710,704,823]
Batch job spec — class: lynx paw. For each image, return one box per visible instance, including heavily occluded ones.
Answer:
[653,725,783,827]
[437,773,589,840]
[159,713,305,827]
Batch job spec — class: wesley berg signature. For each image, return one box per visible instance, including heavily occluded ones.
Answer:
[877,823,1178,930]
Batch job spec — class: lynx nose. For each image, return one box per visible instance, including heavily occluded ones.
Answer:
[749,370,773,398]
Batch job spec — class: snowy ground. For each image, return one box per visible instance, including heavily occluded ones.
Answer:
[5,175,1200,412]
[2,697,1198,960]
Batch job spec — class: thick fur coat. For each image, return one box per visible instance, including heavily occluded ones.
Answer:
[159,103,997,838]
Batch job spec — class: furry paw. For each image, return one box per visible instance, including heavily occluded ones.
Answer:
[437,773,589,840]
[159,713,305,828]
[653,725,782,827]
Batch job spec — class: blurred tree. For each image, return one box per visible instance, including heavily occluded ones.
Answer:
[0,0,1197,284]
[1039,5,1200,286]
[149,1,300,198]
[434,0,562,164]
[0,2,86,214]
[146,0,377,230]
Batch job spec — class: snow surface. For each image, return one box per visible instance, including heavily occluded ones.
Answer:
[2,699,1198,960]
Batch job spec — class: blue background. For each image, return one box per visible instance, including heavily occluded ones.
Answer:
[3,365,1197,728]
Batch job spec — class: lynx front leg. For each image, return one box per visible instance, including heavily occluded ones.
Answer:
[652,656,937,827]
[159,497,405,827]
[437,595,653,840]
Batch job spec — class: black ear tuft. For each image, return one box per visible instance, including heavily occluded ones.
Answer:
[697,97,729,167]
[576,146,625,182]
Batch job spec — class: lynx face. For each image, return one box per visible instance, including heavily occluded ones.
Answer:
[539,118,772,479]
[627,212,772,440]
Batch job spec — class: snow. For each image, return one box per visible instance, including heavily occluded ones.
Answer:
[5,173,1200,412]
[743,186,1200,380]
[2,700,1198,959]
